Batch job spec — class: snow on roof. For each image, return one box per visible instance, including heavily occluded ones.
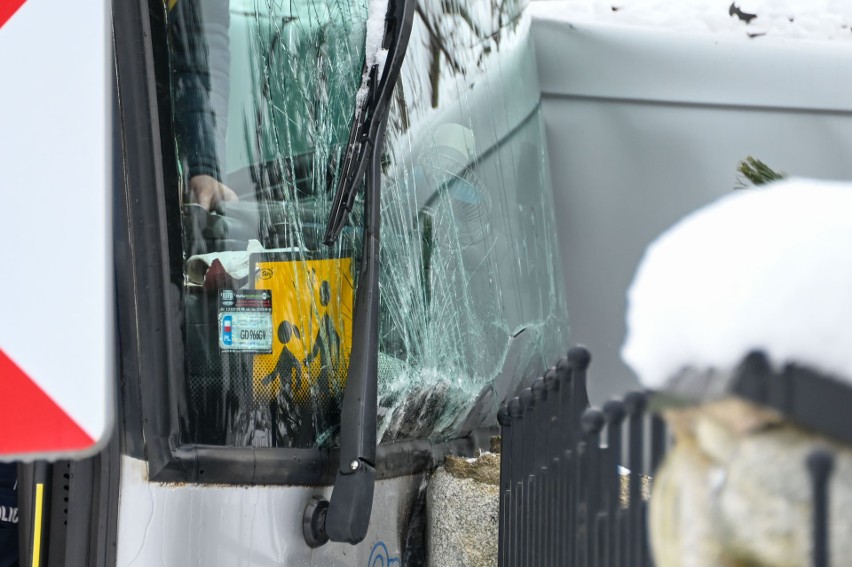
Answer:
[530,0,852,41]
[621,179,852,389]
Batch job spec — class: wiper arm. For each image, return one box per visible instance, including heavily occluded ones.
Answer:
[303,0,415,548]
[323,0,415,246]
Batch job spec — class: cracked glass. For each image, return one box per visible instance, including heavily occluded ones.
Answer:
[164,0,568,449]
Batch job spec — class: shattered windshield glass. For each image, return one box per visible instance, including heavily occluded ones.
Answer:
[164,0,567,449]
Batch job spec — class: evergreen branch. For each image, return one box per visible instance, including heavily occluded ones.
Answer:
[737,156,786,188]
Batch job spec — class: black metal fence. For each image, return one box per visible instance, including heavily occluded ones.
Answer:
[497,346,837,567]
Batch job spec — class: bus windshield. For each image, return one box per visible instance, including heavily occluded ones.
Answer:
[163,0,568,450]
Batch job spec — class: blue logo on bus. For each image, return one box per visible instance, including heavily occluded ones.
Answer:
[367,541,399,566]
[222,315,233,346]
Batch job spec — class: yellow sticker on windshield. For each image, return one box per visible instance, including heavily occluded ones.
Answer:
[252,258,354,405]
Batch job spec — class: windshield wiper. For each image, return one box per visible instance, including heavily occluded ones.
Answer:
[303,0,415,547]
[322,0,413,245]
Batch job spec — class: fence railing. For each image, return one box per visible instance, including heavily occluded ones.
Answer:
[497,346,836,567]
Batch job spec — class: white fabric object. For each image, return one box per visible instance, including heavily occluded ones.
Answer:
[186,239,265,284]
[622,179,852,388]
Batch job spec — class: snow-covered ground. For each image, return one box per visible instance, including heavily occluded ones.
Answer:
[530,0,852,41]
[621,180,852,389]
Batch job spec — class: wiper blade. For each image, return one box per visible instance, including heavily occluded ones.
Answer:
[323,0,414,246]
[303,0,415,549]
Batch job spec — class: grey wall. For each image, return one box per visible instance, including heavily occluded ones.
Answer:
[532,16,852,403]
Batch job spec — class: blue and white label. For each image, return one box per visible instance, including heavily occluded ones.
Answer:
[218,290,273,353]
[222,315,234,346]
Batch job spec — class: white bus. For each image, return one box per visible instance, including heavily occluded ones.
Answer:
[12,0,567,564]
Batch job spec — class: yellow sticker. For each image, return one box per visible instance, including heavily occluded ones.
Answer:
[252,258,354,405]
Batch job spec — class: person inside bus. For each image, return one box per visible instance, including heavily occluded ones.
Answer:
[168,0,237,212]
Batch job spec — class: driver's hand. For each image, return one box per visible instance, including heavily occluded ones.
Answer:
[190,174,239,211]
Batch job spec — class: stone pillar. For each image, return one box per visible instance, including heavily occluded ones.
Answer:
[427,453,500,567]
[651,397,852,567]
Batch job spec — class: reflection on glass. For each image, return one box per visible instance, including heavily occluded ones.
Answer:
[164,0,567,449]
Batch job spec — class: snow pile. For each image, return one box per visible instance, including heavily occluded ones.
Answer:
[530,0,852,41]
[622,179,852,389]
[355,0,390,109]
[364,0,390,76]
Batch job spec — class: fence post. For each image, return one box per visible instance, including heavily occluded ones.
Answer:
[508,397,524,567]
[603,400,626,567]
[568,348,591,567]
[568,347,592,447]
[532,378,548,567]
[581,408,606,567]
[807,449,835,567]
[544,367,560,567]
[624,391,648,567]
[497,404,512,567]
[519,387,536,567]
[650,413,667,475]
[555,357,574,565]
